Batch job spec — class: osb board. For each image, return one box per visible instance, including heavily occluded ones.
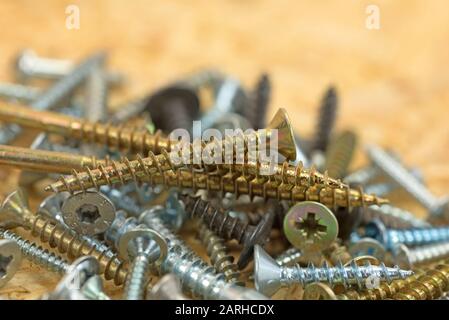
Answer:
[0,0,448,299]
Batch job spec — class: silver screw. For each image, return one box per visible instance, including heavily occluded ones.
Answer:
[254,245,413,297]
[364,204,431,229]
[147,273,189,300]
[0,239,22,288]
[14,49,124,86]
[107,210,266,299]
[366,144,449,219]
[363,219,449,251]
[0,83,41,102]
[118,226,167,300]
[395,242,449,269]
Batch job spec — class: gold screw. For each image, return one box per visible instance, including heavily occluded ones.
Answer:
[46,166,387,209]
[393,264,449,300]
[197,223,243,285]
[324,130,357,180]
[0,144,109,174]
[0,189,128,286]
[323,241,352,265]
[0,103,297,162]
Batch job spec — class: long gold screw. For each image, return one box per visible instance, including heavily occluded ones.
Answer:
[0,189,128,285]
[393,264,449,300]
[0,144,109,173]
[46,167,387,209]
[0,102,297,162]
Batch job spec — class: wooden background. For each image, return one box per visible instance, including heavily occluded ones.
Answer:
[0,0,448,299]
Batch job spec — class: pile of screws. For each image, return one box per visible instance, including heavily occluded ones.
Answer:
[0,49,448,300]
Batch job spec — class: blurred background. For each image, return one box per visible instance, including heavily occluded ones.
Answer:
[0,0,448,298]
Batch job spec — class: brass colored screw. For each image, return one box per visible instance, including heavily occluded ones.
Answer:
[46,167,388,209]
[197,223,243,285]
[0,189,128,286]
[393,264,449,300]
[323,241,352,266]
[0,144,109,174]
[0,103,297,161]
[324,130,357,180]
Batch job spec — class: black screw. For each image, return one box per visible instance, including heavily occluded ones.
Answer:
[179,193,277,269]
[144,84,200,135]
[245,73,271,130]
[310,85,338,153]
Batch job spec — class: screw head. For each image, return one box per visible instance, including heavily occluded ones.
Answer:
[349,237,386,261]
[118,227,168,265]
[0,239,22,288]
[283,201,338,252]
[253,245,282,297]
[364,219,388,247]
[303,282,337,300]
[393,244,413,269]
[145,84,200,132]
[266,108,297,161]
[0,189,31,229]
[61,191,116,236]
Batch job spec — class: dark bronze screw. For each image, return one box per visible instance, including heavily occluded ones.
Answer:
[310,85,338,153]
[179,193,277,269]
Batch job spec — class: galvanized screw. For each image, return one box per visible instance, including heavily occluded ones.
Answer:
[147,273,189,300]
[367,144,449,220]
[119,227,167,300]
[0,239,21,288]
[363,219,449,251]
[254,245,413,297]
[395,242,449,269]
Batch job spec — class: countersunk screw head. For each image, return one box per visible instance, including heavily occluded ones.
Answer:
[266,108,297,161]
[349,238,386,261]
[118,227,168,265]
[61,191,116,236]
[283,201,338,252]
[145,84,200,133]
[0,239,22,288]
[394,244,413,269]
[0,189,31,229]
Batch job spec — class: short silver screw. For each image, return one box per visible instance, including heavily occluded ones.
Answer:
[367,144,449,219]
[0,83,41,103]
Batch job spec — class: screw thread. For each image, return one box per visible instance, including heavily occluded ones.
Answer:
[247,73,271,129]
[47,168,386,209]
[393,264,449,300]
[23,214,127,285]
[324,130,357,179]
[123,254,152,300]
[386,227,449,249]
[180,194,251,243]
[31,52,106,111]
[405,242,449,266]
[160,245,231,299]
[284,261,413,288]
[365,205,431,229]
[276,247,302,266]
[311,86,338,152]
[198,223,242,284]
[0,228,69,274]
[338,272,420,300]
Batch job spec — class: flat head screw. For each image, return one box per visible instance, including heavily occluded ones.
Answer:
[0,239,22,288]
[119,228,168,300]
